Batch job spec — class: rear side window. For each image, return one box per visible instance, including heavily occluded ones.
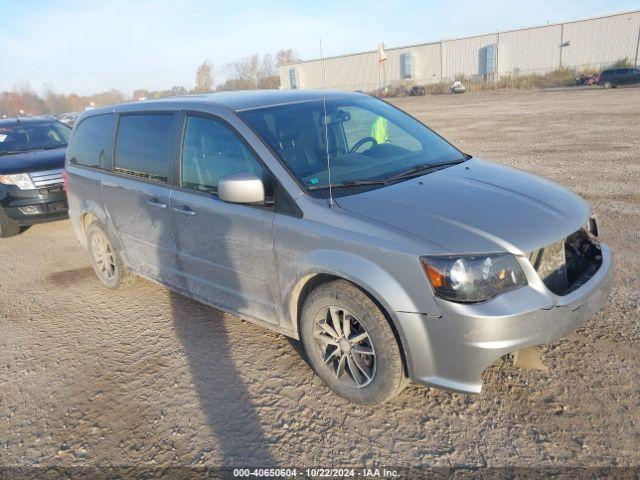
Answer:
[67,114,116,169]
[115,114,174,183]
[181,115,271,196]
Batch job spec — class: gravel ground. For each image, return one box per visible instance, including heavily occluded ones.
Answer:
[1,87,639,472]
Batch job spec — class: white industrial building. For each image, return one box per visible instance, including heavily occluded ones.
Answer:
[279,10,640,91]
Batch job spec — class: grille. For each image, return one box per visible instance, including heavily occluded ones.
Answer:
[530,228,602,296]
[29,169,64,188]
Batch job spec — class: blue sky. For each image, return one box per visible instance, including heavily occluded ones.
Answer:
[2,0,638,95]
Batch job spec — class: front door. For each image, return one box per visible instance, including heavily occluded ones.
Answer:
[171,113,277,324]
[102,113,183,287]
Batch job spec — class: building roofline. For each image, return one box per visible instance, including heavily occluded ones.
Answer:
[281,9,640,67]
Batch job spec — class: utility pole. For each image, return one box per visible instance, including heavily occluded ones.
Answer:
[439,41,443,85]
[495,30,500,83]
[559,23,565,69]
[635,19,640,66]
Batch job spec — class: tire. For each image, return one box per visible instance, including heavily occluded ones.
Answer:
[0,209,21,238]
[603,81,612,89]
[300,279,406,404]
[86,222,132,289]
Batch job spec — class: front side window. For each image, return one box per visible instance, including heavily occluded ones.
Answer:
[114,114,174,183]
[181,115,270,196]
[0,121,71,155]
[239,96,463,196]
[67,114,116,169]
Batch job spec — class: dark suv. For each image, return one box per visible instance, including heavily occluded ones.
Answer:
[598,67,640,88]
[0,117,70,237]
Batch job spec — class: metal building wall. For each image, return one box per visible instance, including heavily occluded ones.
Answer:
[441,33,497,79]
[498,25,563,75]
[411,42,442,84]
[561,11,640,70]
[279,10,640,91]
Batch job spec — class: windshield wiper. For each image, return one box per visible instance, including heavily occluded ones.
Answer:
[308,178,388,191]
[385,158,468,182]
[307,157,470,191]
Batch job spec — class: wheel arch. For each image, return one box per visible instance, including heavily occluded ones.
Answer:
[78,202,125,256]
[285,252,422,376]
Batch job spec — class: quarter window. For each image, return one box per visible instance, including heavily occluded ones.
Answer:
[181,116,270,196]
[115,114,174,183]
[67,114,116,169]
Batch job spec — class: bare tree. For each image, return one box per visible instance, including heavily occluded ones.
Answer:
[43,83,73,115]
[276,49,299,66]
[195,61,214,93]
[261,54,276,78]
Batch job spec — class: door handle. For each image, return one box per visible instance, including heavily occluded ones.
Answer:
[173,205,196,217]
[146,198,167,209]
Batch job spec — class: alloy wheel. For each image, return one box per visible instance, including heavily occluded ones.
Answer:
[91,233,116,281]
[312,306,376,388]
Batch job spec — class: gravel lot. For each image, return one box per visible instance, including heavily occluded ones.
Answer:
[1,87,639,472]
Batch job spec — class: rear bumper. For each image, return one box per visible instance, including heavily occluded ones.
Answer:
[1,186,68,226]
[397,244,614,393]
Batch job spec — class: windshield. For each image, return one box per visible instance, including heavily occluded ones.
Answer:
[239,95,464,196]
[0,121,71,155]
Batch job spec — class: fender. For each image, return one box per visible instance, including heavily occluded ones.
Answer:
[281,248,441,331]
[280,249,442,378]
[76,199,127,263]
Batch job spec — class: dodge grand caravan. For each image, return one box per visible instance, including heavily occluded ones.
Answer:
[65,90,613,404]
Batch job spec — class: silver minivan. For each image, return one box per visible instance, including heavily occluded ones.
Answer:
[65,90,613,404]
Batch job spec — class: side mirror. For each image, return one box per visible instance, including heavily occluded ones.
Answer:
[218,172,265,204]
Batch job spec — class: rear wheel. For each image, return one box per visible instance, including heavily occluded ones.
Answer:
[0,209,21,238]
[87,222,132,289]
[300,280,406,404]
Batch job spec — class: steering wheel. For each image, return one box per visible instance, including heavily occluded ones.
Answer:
[348,136,378,154]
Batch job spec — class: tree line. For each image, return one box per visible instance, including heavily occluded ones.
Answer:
[1,49,299,117]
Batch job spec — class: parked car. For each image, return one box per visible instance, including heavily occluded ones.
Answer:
[0,117,70,237]
[575,73,599,86]
[450,81,466,94]
[66,90,613,404]
[409,85,426,96]
[598,67,640,88]
[57,112,80,127]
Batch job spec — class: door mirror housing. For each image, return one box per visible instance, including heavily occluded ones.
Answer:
[218,172,265,204]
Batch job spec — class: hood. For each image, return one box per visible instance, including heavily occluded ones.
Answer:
[336,158,590,255]
[0,147,66,175]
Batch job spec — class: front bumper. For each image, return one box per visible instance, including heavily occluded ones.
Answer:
[397,243,614,393]
[0,185,68,226]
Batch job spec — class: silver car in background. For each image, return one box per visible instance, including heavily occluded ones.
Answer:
[65,90,613,404]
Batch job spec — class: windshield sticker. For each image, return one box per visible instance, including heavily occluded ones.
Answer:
[0,134,6,143]
[371,116,389,144]
[310,178,319,185]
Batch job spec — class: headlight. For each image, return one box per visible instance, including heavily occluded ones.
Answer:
[420,253,527,303]
[0,173,36,190]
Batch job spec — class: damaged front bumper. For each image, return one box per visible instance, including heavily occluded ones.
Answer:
[397,243,614,394]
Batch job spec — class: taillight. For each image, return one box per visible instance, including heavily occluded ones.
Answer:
[62,169,68,192]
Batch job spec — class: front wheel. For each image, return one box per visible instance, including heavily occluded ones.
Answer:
[300,280,406,404]
[87,222,132,289]
[603,81,612,89]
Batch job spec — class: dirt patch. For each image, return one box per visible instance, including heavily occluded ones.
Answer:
[47,266,96,288]
[513,347,548,371]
